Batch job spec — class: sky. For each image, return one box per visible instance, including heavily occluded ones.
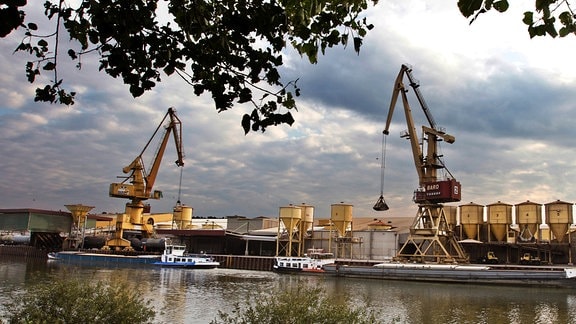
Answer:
[1,1,576,221]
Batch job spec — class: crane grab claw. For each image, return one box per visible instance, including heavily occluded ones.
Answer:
[373,195,389,211]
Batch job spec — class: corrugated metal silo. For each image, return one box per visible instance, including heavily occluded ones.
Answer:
[459,202,483,240]
[486,201,512,242]
[515,200,541,242]
[544,200,572,242]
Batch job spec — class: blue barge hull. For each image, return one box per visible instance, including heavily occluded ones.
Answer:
[54,251,161,265]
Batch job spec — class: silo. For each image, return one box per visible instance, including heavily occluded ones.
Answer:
[331,203,353,237]
[486,201,512,242]
[515,200,541,241]
[173,204,193,229]
[544,200,572,242]
[299,203,315,232]
[459,202,483,240]
[278,205,302,256]
[444,206,457,229]
[279,205,302,236]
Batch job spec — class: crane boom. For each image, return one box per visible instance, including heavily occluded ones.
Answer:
[106,107,185,250]
[110,107,185,202]
[383,64,460,204]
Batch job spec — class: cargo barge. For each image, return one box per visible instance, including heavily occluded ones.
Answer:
[323,262,576,288]
[52,251,161,266]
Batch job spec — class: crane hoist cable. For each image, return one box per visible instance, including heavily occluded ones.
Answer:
[373,132,389,211]
[177,166,184,205]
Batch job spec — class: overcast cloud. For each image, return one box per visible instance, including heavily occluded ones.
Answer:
[1,2,575,221]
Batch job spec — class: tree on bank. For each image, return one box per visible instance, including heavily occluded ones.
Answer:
[0,0,376,134]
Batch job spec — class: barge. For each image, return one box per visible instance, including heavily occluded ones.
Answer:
[53,250,161,265]
[324,262,576,288]
[273,249,335,273]
[153,242,219,269]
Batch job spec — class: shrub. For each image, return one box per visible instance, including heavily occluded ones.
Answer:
[2,276,155,324]
[210,283,378,324]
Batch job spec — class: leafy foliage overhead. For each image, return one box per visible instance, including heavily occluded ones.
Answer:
[2,0,377,134]
[458,0,576,38]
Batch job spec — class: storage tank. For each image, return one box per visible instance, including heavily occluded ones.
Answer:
[331,203,353,237]
[173,204,193,229]
[459,202,483,240]
[444,206,457,228]
[486,201,512,242]
[141,238,166,252]
[82,236,106,249]
[279,205,302,234]
[544,200,572,242]
[515,200,541,241]
[299,203,315,232]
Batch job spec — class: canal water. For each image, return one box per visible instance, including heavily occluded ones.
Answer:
[1,257,576,323]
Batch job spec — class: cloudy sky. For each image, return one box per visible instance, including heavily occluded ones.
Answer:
[1,2,575,221]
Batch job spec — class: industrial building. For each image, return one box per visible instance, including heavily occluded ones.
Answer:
[2,199,576,265]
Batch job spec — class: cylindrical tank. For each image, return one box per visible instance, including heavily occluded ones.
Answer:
[486,201,513,242]
[82,236,106,249]
[444,206,457,228]
[129,237,142,250]
[331,203,353,237]
[515,200,541,241]
[173,204,193,229]
[141,238,165,252]
[545,200,573,242]
[459,202,483,240]
[279,205,302,233]
[299,203,314,232]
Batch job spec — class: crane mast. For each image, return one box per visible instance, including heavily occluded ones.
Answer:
[383,64,460,204]
[382,64,467,263]
[106,107,185,250]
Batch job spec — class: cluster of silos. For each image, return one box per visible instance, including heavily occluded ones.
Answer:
[458,200,573,243]
[172,204,193,229]
[277,204,315,256]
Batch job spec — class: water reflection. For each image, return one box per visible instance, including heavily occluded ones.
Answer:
[1,258,576,324]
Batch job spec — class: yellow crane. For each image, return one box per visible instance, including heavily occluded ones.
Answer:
[377,64,467,263]
[106,107,185,250]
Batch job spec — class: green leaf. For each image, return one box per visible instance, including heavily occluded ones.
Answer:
[353,37,362,54]
[458,0,483,18]
[43,61,56,70]
[493,0,509,13]
[523,12,534,26]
